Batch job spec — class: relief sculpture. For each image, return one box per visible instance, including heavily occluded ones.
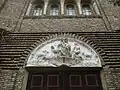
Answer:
[27,38,101,67]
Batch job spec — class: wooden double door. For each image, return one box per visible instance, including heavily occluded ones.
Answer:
[27,70,103,90]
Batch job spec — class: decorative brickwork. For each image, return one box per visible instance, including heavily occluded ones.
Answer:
[0,0,120,90]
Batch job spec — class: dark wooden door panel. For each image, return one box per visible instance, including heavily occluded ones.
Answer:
[27,71,103,90]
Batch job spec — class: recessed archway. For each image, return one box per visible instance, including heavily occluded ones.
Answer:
[22,34,104,90]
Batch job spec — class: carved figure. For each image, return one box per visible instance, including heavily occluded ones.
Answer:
[51,45,59,55]
[72,43,83,60]
[57,38,71,57]
[27,38,101,67]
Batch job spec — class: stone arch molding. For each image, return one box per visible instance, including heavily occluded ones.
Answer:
[26,36,102,67]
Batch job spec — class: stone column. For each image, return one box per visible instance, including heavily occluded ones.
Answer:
[26,3,32,15]
[60,0,65,15]
[76,0,82,15]
[43,0,49,15]
[93,2,100,15]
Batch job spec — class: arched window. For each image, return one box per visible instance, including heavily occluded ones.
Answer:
[33,5,43,16]
[50,5,59,16]
[66,4,76,16]
[82,5,92,16]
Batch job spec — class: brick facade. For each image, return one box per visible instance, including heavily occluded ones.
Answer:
[0,0,120,90]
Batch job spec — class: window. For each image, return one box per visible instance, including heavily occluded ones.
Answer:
[82,5,92,16]
[25,0,100,17]
[50,5,59,16]
[66,4,76,16]
[33,5,43,16]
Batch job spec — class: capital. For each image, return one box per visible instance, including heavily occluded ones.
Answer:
[60,0,65,3]
[44,0,49,4]
[76,0,81,3]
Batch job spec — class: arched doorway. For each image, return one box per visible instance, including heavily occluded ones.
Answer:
[26,38,103,90]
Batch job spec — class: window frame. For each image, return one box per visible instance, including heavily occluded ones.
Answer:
[50,4,60,16]
[82,4,92,16]
[31,4,43,16]
[65,4,76,16]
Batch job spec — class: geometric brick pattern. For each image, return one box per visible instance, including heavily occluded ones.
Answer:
[0,32,120,70]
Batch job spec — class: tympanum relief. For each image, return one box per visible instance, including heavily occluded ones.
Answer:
[27,38,102,67]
